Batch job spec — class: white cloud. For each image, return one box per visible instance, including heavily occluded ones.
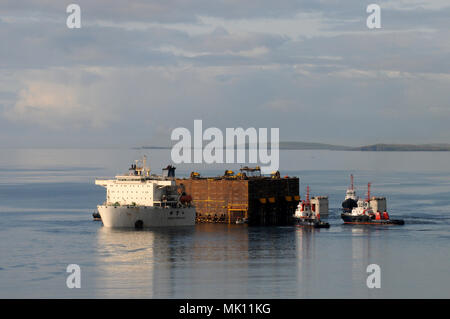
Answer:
[3,68,117,129]
[198,13,328,39]
[0,1,450,146]
[263,99,300,112]
[381,0,450,11]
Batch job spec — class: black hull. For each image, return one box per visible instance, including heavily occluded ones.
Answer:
[295,218,330,228]
[341,213,404,225]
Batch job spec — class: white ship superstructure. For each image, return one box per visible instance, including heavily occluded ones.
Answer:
[294,186,329,219]
[95,156,195,228]
[345,174,357,201]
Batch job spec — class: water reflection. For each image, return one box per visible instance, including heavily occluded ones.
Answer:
[244,227,298,298]
[295,227,317,297]
[94,224,250,298]
[351,227,369,285]
[350,226,384,298]
[93,224,407,298]
[95,226,193,297]
[186,224,250,298]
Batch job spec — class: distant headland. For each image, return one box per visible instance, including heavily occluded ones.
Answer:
[135,142,450,151]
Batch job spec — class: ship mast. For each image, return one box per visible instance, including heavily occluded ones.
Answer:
[306,185,310,206]
[142,155,150,176]
[366,182,371,202]
[351,174,354,190]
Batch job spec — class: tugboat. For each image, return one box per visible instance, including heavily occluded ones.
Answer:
[342,174,358,213]
[294,186,330,228]
[235,217,248,224]
[92,210,101,221]
[341,180,404,225]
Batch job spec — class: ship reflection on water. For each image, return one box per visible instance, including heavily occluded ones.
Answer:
[94,224,252,298]
[93,220,445,298]
[350,227,384,298]
[294,227,317,297]
[94,224,311,298]
[94,224,389,298]
[293,225,391,298]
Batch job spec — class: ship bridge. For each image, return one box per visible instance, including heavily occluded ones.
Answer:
[95,156,179,207]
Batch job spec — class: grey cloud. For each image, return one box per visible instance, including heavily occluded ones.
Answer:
[0,0,309,23]
[0,0,449,147]
[1,1,448,25]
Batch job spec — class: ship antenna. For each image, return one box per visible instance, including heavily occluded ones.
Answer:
[143,155,150,176]
[366,182,371,202]
[351,174,354,190]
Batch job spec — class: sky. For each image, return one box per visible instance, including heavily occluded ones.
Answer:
[0,0,449,148]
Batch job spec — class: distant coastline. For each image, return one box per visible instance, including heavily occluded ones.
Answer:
[135,142,450,152]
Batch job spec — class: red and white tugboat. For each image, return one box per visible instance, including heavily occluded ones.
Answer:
[294,186,330,228]
[341,181,404,225]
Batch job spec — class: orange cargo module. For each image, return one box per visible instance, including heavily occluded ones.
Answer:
[176,167,300,225]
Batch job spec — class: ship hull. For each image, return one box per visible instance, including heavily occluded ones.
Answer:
[98,205,196,228]
[341,213,404,225]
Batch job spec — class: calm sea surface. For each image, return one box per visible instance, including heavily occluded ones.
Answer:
[0,148,449,298]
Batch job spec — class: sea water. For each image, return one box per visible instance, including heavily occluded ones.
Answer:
[0,148,449,298]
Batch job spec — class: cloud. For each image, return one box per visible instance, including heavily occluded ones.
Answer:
[0,0,319,23]
[3,61,450,146]
[4,69,115,129]
[0,0,450,146]
[263,99,300,112]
